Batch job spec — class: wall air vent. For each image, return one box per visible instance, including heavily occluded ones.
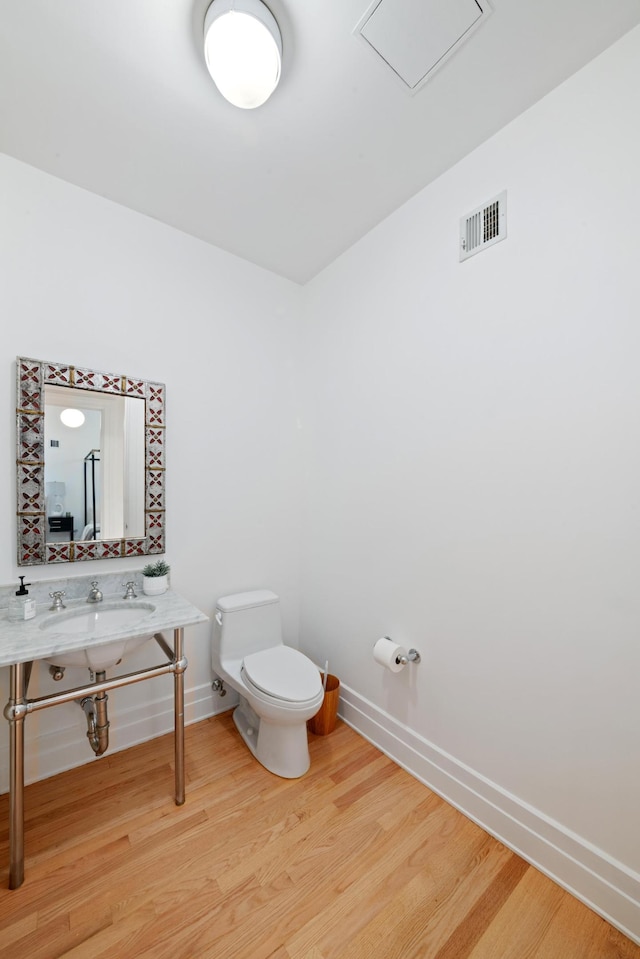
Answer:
[460,191,507,262]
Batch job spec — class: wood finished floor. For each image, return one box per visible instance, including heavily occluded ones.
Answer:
[0,712,638,959]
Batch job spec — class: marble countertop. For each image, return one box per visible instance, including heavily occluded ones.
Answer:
[0,588,209,668]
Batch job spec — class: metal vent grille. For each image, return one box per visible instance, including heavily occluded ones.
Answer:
[460,191,507,261]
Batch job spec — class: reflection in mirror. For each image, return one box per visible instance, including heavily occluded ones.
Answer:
[44,387,146,543]
[17,357,165,566]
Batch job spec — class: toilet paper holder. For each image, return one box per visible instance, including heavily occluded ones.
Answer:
[380,637,421,666]
[397,647,421,666]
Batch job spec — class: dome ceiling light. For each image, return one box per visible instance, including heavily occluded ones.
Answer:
[60,408,85,428]
[203,0,282,109]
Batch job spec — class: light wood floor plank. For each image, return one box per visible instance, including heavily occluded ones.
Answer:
[465,865,567,959]
[0,711,637,959]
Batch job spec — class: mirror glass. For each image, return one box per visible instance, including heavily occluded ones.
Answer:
[44,386,146,543]
[16,357,166,566]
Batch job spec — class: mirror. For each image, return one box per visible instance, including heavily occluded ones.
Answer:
[16,356,166,566]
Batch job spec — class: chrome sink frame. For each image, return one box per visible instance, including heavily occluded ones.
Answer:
[3,628,186,889]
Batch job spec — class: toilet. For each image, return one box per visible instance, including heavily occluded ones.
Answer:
[212,590,324,778]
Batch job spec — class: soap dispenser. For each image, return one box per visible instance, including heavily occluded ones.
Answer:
[8,576,36,622]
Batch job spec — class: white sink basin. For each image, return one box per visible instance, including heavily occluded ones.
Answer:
[40,601,156,671]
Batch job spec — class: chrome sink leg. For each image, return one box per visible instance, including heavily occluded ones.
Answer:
[173,627,186,806]
[5,661,28,889]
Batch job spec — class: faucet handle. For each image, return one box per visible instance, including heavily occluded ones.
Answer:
[87,581,103,603]
[48,590,66,610]
[122,581,137,599]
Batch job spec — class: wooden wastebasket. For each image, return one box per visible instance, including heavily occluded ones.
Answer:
[307,674,340,735]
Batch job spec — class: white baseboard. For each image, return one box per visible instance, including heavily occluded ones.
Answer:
[338,683,640,945]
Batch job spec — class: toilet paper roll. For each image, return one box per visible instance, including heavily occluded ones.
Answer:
[373,636,407,673]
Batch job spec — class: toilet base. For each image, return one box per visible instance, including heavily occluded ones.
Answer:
[233,699,311,779]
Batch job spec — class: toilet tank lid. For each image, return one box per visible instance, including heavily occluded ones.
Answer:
[216,590,279,613]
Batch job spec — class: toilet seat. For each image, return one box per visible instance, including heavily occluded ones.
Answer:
[242,646,321,704]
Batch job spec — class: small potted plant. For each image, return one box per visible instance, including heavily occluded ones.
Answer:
[142,559,171,596]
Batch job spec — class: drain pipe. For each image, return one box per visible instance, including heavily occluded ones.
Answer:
[78,670,110,756]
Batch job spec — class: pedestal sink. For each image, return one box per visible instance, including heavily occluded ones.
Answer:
[39,601,157,671]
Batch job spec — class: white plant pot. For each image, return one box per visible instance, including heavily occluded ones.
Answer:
[142,574,169,596]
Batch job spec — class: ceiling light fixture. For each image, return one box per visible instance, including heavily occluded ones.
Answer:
[203,0,282,109]
[60,408,85,428]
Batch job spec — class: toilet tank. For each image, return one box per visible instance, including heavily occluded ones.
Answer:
[215,590,282,661]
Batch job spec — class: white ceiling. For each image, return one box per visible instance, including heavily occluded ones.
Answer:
[1,0,639,284]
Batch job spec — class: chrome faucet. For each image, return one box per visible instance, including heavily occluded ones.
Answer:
[48,590,66,611]
[122,581,137,599]
[86,581,103,603]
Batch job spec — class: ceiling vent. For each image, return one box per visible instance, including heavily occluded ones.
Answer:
[460,191,507,262]
[354,0,492,94]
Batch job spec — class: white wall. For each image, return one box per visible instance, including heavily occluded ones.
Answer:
[0,153,303,785]
[298,25,640,939]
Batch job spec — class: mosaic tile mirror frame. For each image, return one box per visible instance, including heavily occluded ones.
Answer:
[16,356,166,566]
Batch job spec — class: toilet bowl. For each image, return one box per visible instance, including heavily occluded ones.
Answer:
[212,590,323,778]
